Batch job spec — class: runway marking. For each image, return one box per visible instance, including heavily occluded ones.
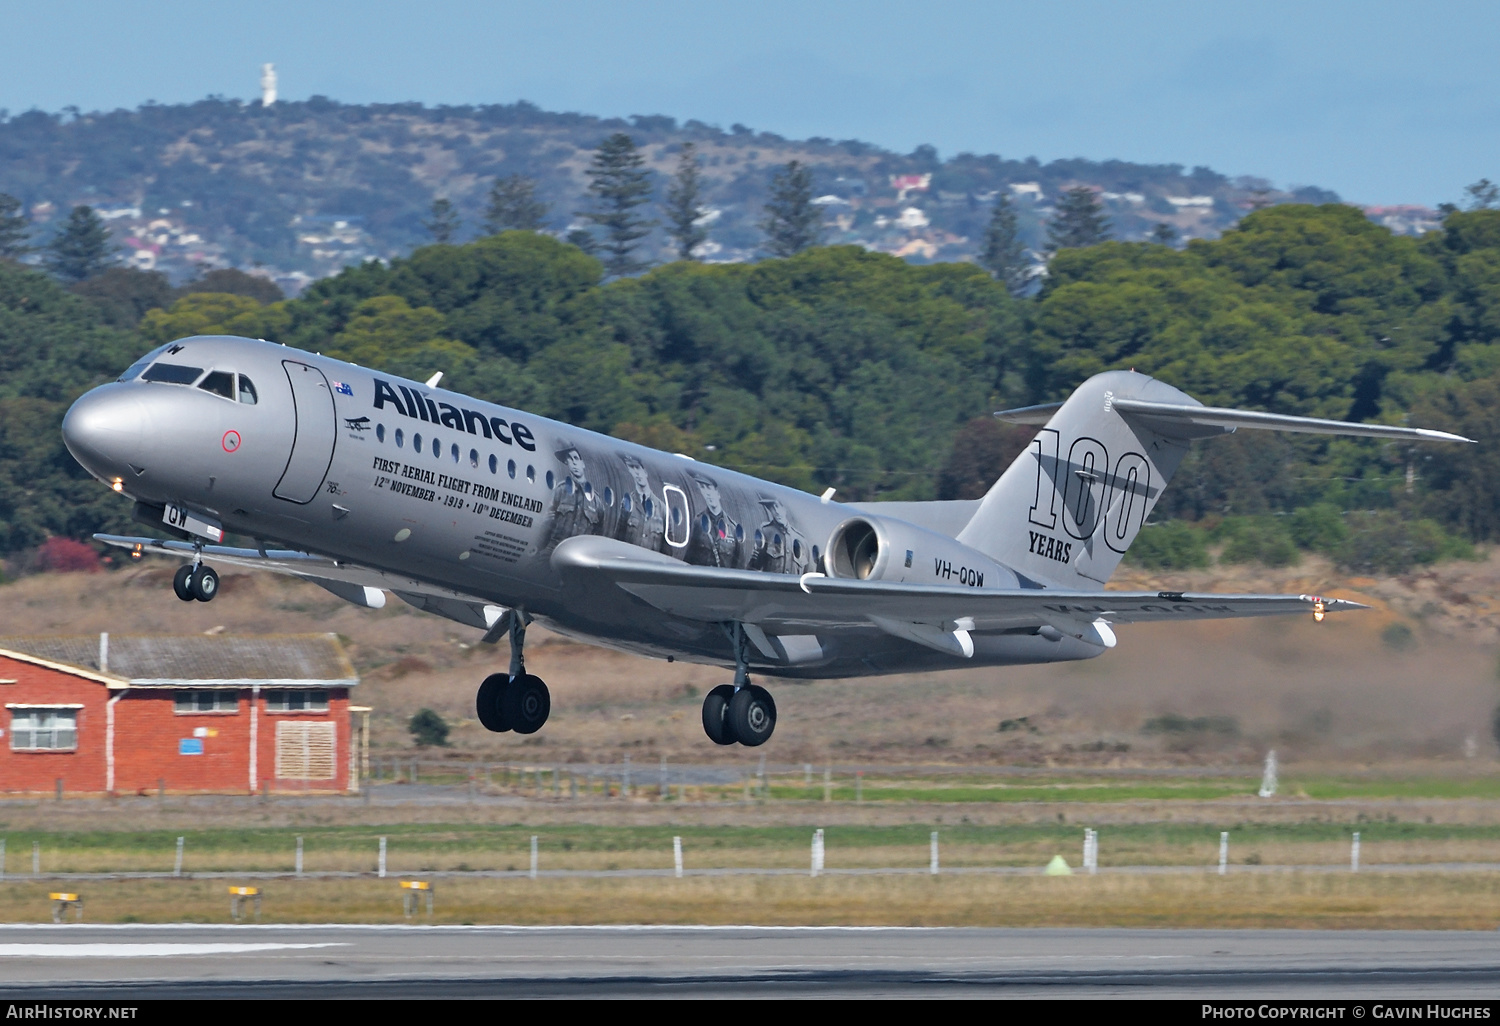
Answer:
[0,942,347,958]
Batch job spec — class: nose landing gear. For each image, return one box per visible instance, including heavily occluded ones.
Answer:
[171,563,219,602]
[474,611,551,735]
[700,622,777,747]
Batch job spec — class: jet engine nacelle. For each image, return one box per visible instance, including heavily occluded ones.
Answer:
[824,515,1020,590]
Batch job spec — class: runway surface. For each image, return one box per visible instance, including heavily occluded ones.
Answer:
[0,924,1498,997]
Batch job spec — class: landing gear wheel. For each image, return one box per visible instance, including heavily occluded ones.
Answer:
[701,684,737,746]
[172,565,196,602]
[476,673,512,733]
[189,564,219,602]
[502,673,550,735]
[727,685,776,747]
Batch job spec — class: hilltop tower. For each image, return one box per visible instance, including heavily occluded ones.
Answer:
[261,64,277,107]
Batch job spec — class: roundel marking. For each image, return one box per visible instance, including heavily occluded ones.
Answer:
[222,430,242,453]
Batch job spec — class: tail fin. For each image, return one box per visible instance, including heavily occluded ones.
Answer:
[956,370,1474,588]
[957,371,1195,587]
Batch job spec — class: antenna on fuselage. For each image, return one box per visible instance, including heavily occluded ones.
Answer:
[425,372,443,388]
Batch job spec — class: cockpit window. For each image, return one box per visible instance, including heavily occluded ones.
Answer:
[237,375,258,405]
[197,371,235,399]
[117,343,176,382]
[141,363,205,385]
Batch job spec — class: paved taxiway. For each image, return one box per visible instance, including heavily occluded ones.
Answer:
[0,925,1498,997]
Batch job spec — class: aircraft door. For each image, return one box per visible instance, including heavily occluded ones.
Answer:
[273,360,338,504]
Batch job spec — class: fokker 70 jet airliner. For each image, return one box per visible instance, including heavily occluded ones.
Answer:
[61,336,1472,747]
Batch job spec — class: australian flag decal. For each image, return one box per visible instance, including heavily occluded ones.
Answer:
[332,381,354,397]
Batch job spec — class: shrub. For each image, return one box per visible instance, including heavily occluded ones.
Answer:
[408,707,450,747]
[1215,516,1300,567]
[1288,503,1350,554]
[1334,512,1474,575]
[1141,713,1239,736]
[34,537,100,573]
[1125,521,1210,570]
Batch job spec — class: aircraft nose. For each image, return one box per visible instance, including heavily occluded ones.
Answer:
[62,386,147,480]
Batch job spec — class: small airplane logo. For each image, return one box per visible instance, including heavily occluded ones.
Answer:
[344,416,371,432]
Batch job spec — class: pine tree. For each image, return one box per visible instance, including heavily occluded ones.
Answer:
[45,206,115,282]
[759,161,824,257]
[483,174,548,233]
[423,197,461,244]
[577,134,655,276]
[0,193,30,261]
[1150,222,1178,246]
[1465,178,1500,211]
[1046,187,1111,251]
[664,143,708,260]
[979,193,1031,297]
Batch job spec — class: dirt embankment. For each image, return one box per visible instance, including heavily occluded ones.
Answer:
[3,552,1498,767]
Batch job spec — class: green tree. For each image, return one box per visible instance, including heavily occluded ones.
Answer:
[484,174,548,234]
[45,206,115,283]
[423,197,461,244]
[664,143,708,260]
[1150,222,1178,246]
[1466,179,1499,212]
[577,134,655,276]
[759,161,824,258]
[0,194,30,261]
[408,707,450,747]
[978,194,1031,297]
[178,268,284,305]
[1046,187,1111,251]
[69,267,173,327]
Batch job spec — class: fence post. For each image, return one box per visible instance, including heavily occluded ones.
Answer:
[295,835,304,877]
[824,767,832,803]
[1351,831,1360,873]
[673,836,683,878]
[930,831,939,875]
[174,836,184,877]
[811,829,825,878]
[378,836,387,878]
[530,835,538,880]
[1218,831,1228,876]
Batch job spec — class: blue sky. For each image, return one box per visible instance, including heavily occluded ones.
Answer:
[4,0,1496,206]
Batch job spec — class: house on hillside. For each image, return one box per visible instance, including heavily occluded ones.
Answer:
[0,634,368,796]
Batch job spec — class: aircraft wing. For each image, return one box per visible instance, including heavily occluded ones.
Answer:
[552,536,1363,645]
[93,534,511,634]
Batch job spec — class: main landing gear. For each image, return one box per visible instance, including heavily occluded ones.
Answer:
[171,559,219,602]
[701,623,777,748]
[475,612,551,735]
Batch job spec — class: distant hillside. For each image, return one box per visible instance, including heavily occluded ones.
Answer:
[0,98,1339,283]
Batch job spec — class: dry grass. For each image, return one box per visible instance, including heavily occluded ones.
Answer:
[6,873,1500,929]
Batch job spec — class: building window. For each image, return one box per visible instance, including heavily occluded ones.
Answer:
[274,721,336,780]
[173,690,238,714]
[10,708,78,751]
[265,690,329,713]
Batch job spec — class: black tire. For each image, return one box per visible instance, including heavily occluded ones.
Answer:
[189,564,219,602]
[172,565,196,602]
[476,673,511,733]
[701,684,737,745]
[727,685,777,747]
[502,673,551,735]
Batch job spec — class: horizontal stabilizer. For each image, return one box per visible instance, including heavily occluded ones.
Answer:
[1109,398,1475,443]
[994,398,1473,443]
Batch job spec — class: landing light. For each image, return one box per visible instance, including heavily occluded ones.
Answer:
[110,478,124,492]
[1312,599,1326,623]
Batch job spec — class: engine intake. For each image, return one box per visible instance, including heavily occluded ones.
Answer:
[829,518,882,580]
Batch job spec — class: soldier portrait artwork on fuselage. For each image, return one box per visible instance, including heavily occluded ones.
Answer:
[537,435,814,576]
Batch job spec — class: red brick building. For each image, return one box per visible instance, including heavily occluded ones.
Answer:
[0,634,366,795]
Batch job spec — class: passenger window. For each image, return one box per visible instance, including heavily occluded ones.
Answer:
[663,485,690,548]
[488,454,497,474]
[431,437,440,458]
[377,424,386,443]
[452,443,460,464]
[508,459,516,479]
[197,371,235,399]
[546,470,554,489]
[396,429,405,449]
[237,375,258,404]
[141,363,204,385]
[470,449,479,469]
[413,432,423,452]
[526,465,535,483]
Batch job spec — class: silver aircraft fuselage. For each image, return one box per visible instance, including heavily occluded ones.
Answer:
[61,335,1100,678]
